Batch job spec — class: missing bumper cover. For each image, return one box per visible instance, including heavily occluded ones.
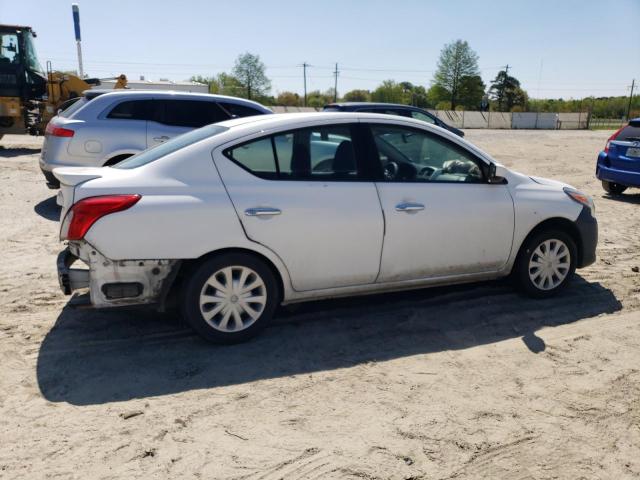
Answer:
[101,282,144,300]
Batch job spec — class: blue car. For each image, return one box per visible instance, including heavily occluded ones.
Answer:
[596,118,640,194]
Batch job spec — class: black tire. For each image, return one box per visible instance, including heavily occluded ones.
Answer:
[513,230,577,298]
[602,180,627,195]
[181,253,279,344]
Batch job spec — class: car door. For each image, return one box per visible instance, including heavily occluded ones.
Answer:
[365,121,514,282]
[146,99,229,147]
[213,122,384,292]
[74,99,152,160]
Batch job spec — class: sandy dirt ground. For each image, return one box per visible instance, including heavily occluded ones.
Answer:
[0,130,639,479]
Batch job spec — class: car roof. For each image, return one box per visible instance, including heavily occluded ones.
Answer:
[82,89,270,109]
[325,102,421,109]
[210,112,491,162]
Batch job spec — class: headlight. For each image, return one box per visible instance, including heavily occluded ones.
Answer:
[563,187,595,213]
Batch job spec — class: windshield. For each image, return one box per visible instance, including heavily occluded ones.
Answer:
[23,31,44,75]
[114,124,229,169]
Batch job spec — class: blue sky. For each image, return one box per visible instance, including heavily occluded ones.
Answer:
[2,0,639,99]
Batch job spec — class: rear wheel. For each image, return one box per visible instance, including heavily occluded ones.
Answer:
[602,180,627,195]
[514,230,577,298]
[181,253,279,343]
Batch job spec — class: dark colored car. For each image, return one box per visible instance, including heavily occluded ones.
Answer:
[596,118,640,194]
[323,102,464,137]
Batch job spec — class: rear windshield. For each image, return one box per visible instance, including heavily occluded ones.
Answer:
[618,125,640,142]
[59,97,87,118]
[113,124,228,169]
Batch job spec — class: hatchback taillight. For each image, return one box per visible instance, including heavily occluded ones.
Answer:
[45,123,75,137]
[61,195,141,241]
[604,126,625,153]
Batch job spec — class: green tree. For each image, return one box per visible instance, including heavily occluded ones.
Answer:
[276,91,301,106]
[232,52,271,100]
[457,75,486,110]
[306,89,334,108]
[190,73,245,96]
[343,89,371,102]
[426,84,450,108]
[489,70,527,111]
[371,80,408,104]
[432,40,480,109]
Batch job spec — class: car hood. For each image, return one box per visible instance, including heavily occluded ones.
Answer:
[529,175,574,189]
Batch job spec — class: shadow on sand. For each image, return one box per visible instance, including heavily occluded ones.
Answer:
[600,191,640,205]
[0,147,41,158]
[37,276,621,405]
[34,195,60,221]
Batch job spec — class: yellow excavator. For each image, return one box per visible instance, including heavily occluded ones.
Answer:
[0,24,126,139]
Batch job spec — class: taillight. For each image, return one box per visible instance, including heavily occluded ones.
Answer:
[604,126,625,153]
[45,123,75,137]
[61,195,141,241]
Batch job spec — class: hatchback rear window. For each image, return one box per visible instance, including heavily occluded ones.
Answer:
[618,125,640,142]
[113,124,228,169]
[59,97,87,118]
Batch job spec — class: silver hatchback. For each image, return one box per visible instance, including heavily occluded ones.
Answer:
[39,90,271,188]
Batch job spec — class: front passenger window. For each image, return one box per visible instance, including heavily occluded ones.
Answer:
[370,124,485,183]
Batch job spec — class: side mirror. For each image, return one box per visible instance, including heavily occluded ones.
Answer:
[488,163,508,184]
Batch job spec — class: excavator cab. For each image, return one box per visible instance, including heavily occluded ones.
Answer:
[0,25,47,134]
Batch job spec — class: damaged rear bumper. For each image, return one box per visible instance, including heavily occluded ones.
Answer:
[57,242,180,308]
[57,248,89,294]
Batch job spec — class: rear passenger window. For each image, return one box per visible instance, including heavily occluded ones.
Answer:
[224,125,359,181]
[224,138,278,179]
[218,102,264,118]
[162,100,229,128]
[107,100,154,120]
[277,125,357,179]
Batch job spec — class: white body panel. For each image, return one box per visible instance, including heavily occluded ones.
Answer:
[213,150,384,291]
[375,182,514,281]
[54,112,589,307]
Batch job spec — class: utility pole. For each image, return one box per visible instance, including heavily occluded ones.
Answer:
[499,64,510,111]
[71,4,84,78]
[627,79,635,120]
[333,63,339,102]
[302,62,308,107]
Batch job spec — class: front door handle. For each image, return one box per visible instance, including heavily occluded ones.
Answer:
[244,207,282,217]
[153,135,169,142]
[395,202,425,212]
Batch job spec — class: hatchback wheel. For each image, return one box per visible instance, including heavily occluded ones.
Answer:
[182,253,279,343]
[514,230,577,298]
[602,180,627,195]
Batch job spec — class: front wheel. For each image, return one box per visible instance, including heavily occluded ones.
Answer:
[514,230,577,298]
[602,180,627,195]
[181,253,279,344]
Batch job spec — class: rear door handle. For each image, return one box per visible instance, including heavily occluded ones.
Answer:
[244,207,282,217]
[395,202,425,212]
[153,135,169,142]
